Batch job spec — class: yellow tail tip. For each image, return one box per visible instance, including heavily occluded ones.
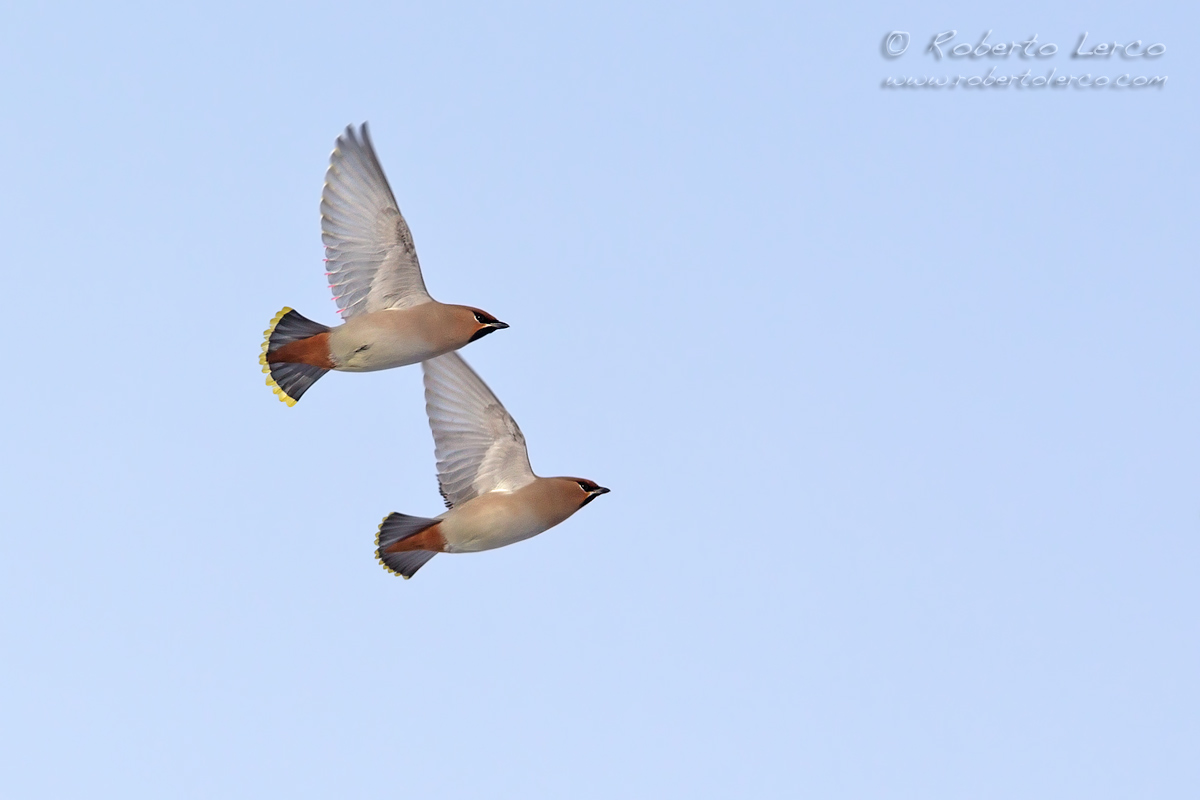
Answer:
[264,376,298,407]
[375,516,411,578]
[261,306,300,407]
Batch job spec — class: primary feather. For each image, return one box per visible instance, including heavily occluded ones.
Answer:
[321,123,432,318]
[422,352,536,508]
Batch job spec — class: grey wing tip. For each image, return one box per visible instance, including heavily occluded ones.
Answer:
[331,122,374,163]
[333,122,364,153]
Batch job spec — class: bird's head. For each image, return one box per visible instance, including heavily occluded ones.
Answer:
[454,306,509,343]
[565,477,611,509]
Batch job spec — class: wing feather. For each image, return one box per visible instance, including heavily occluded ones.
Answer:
[320,123,432,318]
[422,353,536,508]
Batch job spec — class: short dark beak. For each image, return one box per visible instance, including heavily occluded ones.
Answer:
[591,486,610,495]
[469,322,508,343]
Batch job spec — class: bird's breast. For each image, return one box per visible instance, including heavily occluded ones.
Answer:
[329,306,462,372]
[439,490,569,553]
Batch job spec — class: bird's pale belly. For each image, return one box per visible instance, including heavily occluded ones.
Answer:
[336,333,451,372]
[439,492,560,553]
[328,309,457,372]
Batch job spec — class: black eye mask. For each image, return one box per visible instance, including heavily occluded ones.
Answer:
[469,326,498,343]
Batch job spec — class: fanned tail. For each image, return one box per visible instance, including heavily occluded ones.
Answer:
[375,512,442,579]
[260,307,331,405]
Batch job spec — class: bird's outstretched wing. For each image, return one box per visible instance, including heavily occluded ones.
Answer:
[423,353,536,508]
[321,123,432,319]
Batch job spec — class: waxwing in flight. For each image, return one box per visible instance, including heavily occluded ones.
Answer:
[260,123,508,405]
[375,352,609,578]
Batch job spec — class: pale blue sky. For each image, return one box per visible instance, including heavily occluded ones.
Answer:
[1,2,1196,797]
